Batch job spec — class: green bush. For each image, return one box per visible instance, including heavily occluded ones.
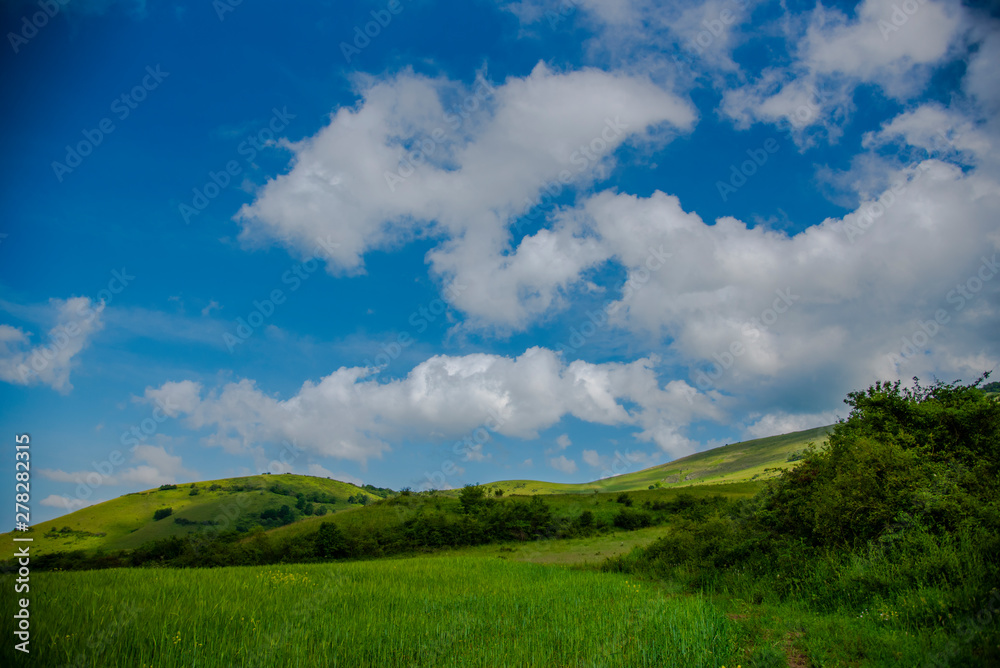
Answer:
[153,508,173,521]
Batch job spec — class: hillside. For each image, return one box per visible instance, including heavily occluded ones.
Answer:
[489,424,833,495]
[8,426,830,559]
[12,474,384,557]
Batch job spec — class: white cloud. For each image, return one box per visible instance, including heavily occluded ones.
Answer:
[237,63,695,330]
[142,348,719,463]
[555,433,572,449]
[0,297,105,393]
[720,0,968,145]
[548,454,578,474]
[539,116,998,411]
[39,494,95,513]
[39,444,197,489]
[581,448,604,468]
[743,410,840,440]
[802,0,964,97]
[305,463,364,486]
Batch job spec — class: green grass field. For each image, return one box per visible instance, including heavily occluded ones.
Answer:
[1,557,742,668]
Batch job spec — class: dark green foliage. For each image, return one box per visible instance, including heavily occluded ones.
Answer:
[459,484,487,514]
[616,492,633,506]
[313,522,351,559]
[613,508,652,530]
[158,484,178,491]
[173,517,218,527]
[607,374,1000,659]
[153,508,173,521]
[189,487,200,496]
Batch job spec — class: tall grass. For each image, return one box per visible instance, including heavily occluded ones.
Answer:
[2,556,739,667]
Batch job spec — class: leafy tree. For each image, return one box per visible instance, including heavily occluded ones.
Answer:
[153,508,173,521]
[313,522,351,559]
[459,484,486,514]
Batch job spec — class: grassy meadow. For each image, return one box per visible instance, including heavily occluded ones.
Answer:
[1,557,741,668]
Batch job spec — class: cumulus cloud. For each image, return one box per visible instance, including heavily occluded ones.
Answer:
[142,348,719,463]
[548,454,578,474]
[743,410,840,440]
[237,63,695,330]
[0,297,105,393]
[532,94,998,413]
[581,448,604,468]
[721,0,968,142]
[39,494,96,513]
[39,444,197,489]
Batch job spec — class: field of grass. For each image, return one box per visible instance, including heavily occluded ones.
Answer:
[1,557,742,667]
[490,425,833,494]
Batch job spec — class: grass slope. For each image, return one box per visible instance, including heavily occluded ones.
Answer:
[490,424,833,494]
[8,474,378,557]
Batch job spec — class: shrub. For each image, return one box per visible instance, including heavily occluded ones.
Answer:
[153,508,173,521]
[613,508,652,530]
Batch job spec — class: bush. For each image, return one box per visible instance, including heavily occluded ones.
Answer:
[615,493,633,507]
[153,508,173,521]
[613,508,652,530]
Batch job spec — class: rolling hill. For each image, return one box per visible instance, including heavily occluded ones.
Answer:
[7,425,831,558]
[14,474,384,557]
[488,424,833,495]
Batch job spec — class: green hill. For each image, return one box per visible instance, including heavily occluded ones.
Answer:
[8,426,831,558]
[490,425,833,495]
[10,474,384,557]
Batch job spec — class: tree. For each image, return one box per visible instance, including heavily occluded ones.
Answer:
[313,522,350,559]
[153,508,173,521]
[459,484,486,514]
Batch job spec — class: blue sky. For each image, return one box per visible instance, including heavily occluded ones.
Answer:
[2,0,998,523]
